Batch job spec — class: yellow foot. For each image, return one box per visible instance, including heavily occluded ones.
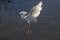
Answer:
[26,30,32,36]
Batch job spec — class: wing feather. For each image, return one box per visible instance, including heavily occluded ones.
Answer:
[29,1,43,18]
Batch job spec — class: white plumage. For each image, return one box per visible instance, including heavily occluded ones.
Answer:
[19,1,43,24]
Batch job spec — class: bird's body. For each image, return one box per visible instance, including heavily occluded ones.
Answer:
[19,1,43,24]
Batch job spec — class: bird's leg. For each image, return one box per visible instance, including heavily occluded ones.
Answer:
[26,23,32,36]
[26,29,32,36]
[25,23,32,40]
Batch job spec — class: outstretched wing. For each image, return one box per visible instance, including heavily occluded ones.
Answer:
[29,1,43,18]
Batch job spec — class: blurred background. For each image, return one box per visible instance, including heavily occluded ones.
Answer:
[0,0,60,40]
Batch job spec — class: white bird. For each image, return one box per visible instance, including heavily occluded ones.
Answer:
[19,1,43,24]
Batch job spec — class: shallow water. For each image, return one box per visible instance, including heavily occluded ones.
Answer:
[0,0,60,40]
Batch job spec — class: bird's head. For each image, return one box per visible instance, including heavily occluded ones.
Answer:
[19,11,28,16]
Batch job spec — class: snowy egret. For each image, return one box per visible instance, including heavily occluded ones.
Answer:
[19,1,43,24]
[19,1,43,36]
